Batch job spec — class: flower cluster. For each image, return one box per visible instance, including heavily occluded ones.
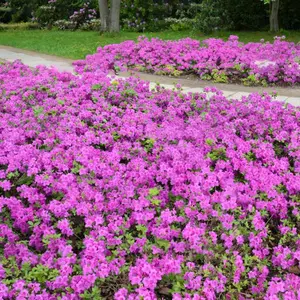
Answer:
[0,60,300,299]
[74,35,300,86]
[69,2,97,29]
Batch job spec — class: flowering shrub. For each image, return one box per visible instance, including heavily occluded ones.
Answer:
[69,2,97,30]
[54,18,100,31]
[32,0,98,29]
[74,35,300,86]
[53,19,76,30]
[80,18,101,31]
[1,60,300,299]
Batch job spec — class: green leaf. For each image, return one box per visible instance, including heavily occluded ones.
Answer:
[244,151,256,162]
[141,138,155,153]
[71,161,83,174]
[57,99,65,105]
[205,138,214,146]
[16,173,34,186]
[42,233,61,245]
[136,224,147,235]
[52,191,64,200]
[207,147,227,162]
[150,198,161,206]
[124,233,135,245]
[33,106,44,118]
[112,132,121,141]
[92,96,98,103]
[91,84,103,91]
[149,187,160,197]
[155,238,170,251]
[7,170,20,179]
[21,262,31,276]
[122,89,137,97]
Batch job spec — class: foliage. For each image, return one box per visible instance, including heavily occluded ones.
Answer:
[0,61,300,299]
[194,0,231,34]
[280,0,300,30]
[120,0,191,32]
[34,4,57,28]
[192,0,270,33]
[33,0,98,29]
[2,0,300,31]
[5,0,45,22]
[0,5,12,23]
[224,0,268,31]
[164,18,194,32]
[4,0,98,26]
[192,0,300,32]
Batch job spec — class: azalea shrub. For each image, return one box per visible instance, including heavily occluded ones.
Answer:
[74,35,300,86]
[1,60,300,299]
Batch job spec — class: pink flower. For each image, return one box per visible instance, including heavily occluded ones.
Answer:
[57,219,73,236]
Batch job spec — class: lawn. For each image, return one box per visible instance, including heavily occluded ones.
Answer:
[0,29,299,59]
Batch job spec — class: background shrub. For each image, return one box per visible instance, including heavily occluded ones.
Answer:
[280,0,300,30]
[224,0,268,30]
[1,0,300,32]
[34,5,56,28]
[193,0,231,34]
[0,6,13,23]
[192,0,300,32]
[165,17,194,31]
[120,0,190,32]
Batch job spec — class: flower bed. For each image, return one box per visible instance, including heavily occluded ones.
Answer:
[1,61,300,299]
[73,35,300,86]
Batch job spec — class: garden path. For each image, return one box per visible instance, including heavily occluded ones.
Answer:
[1,45,299,106]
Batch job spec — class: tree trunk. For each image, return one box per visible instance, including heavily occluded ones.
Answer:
[270,0,279,32]
[99,0,109,32]
[109,0,121,32]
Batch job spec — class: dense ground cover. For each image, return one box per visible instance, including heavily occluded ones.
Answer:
[74,35,300,86]
[0,29,300,59]
[0,60,300,299]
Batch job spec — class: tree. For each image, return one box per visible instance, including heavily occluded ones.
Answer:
[269,0,280,31]
[98,0,121,32]
[263,0,280,32]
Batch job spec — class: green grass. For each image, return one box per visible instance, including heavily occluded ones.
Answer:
[0,29,299,60]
